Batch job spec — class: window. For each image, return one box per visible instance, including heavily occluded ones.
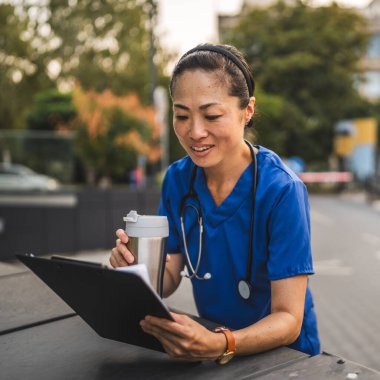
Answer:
[361,71,380,99]
[367,33,380,58]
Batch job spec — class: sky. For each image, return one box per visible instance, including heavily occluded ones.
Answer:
[157,0,374,60]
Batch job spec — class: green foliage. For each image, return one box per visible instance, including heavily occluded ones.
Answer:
[75,107,152,183]
[1,1,169,132]
[249,87,313,157]
[0,1,169,185]
[224,1,372,162]
[0,4,52,130]
[26,89,76,131]
[28,0,164,103]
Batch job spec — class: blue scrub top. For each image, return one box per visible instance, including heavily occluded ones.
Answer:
[158,146,320,356]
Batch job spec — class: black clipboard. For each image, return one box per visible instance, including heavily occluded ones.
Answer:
[17,254,174,352]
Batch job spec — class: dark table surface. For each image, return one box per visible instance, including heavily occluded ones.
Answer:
[2,267,380,379]
[1,315,380,380]
[0,271,74,334]
[0,315,308,380]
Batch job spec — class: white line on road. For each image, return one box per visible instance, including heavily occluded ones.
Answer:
[310,210,334,227]
[313,259,354,276]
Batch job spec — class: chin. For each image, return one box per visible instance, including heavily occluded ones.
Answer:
[189,155,219,169]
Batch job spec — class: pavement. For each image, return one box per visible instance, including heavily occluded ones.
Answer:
[1,191,379,371]
[308,192,380,371]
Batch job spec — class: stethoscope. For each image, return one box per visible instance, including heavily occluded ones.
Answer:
[179,140,258,300]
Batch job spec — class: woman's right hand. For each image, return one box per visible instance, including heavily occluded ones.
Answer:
[109,229,135,268]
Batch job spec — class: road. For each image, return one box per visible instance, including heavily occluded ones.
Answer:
[309,194,380,370]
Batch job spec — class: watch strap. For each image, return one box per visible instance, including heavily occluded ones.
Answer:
[214,327,235,363]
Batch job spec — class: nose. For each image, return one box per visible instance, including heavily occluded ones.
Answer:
[189,117,208,140]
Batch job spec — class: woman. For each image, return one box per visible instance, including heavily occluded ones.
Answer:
[110,43,320,363]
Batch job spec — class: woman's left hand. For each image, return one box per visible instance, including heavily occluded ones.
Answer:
[140,312,226,361]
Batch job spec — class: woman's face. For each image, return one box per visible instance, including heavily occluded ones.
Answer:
[172,69,254,170]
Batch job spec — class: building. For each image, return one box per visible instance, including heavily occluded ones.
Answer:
[359,0,380,100]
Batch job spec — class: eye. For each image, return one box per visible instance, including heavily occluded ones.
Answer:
[175,115,188,121]
[205,115,221,121]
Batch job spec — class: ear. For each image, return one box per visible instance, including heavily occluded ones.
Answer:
[245,97,255,124]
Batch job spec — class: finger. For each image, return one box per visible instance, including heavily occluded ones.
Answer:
[141,327,184,358]
[109,254,117,268]
[116,229,129,244]
[111,247,128,267]
[166,254,171,263]
[171,312,189,323]
[140,321,208,361]
[140,320,186,353]
[116,239,135,264]
[141,316,190,340]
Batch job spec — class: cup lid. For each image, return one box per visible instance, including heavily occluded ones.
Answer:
[123,210,169,238]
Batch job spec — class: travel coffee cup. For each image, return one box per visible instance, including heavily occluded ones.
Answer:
[123,210,169,297]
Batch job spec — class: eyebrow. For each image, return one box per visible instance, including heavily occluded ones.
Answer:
[173,102,222,111]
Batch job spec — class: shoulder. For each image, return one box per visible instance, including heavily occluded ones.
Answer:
[257,146,307,203]
[258,146,300,182]
[161,156,193,196]
[164,155,193,182]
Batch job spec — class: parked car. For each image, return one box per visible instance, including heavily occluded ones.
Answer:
[0,163,60,192]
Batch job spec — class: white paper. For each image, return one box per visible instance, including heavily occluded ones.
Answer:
[116,264,151,287]
[115,264,172,316]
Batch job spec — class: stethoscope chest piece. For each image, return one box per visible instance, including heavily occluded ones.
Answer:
[238,280,252,300]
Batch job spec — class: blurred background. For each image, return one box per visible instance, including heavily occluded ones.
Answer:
[1,0,380,371]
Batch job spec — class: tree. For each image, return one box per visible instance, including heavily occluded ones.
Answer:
[1,0,170,130]
[72,85,161,185]
[224,0,371,163]
[250,86,312,158]
[26,89,76,131]
[18,0,168,103]
[0,1,169,181]
[0,4,52,130]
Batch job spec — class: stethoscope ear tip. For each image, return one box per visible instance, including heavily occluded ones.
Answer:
[180,270,211,280]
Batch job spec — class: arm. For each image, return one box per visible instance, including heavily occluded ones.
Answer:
[140,274,308,360]
[233,274,307,355]
[162,253,184,298]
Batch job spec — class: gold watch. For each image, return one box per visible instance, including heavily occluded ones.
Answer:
[214,327,235,364]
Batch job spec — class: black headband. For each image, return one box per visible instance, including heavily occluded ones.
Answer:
[180,45,254,97]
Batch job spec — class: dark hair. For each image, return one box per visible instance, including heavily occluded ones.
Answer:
[170,43,255,128]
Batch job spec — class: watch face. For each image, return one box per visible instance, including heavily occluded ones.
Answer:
[218,352,234,365]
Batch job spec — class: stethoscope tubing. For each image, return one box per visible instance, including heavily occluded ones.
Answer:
[245,141,258,284]
[179,140,258,296]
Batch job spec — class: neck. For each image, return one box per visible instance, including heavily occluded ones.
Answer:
[206,142,253,182]
[204,141,253,205]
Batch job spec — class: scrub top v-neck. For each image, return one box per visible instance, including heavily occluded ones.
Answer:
[195,160,254,228]
[158,145,320,356]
